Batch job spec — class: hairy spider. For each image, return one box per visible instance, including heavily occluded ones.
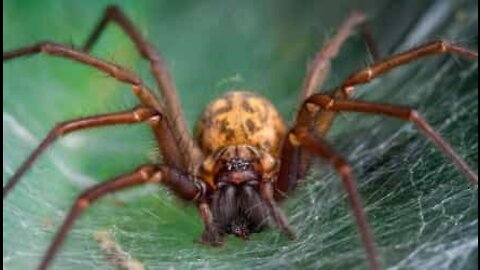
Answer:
[3,5,478,270]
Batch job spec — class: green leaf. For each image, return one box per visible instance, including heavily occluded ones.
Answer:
[4,0,478,269]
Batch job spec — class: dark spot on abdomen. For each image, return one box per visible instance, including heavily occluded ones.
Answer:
[245,119,259,133]
[242,100,255,113]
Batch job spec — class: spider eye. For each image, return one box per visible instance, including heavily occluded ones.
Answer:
[226,158,250,171]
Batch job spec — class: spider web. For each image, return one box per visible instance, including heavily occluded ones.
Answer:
[3,0,478,269]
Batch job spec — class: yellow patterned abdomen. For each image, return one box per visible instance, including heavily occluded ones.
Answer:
[196,91,286,157]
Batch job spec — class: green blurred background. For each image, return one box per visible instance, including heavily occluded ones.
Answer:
[3,0,478,269]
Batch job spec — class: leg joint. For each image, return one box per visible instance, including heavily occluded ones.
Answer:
[407,109,420,121]
[52,124,66,137]
[335,159,353,179]
[106,5,121,16]
[136,165,157,181]
[305,94,332,107]
[132,107,160,122]
[76,198,90,209]
[38,41,56,54]
[437,40,450,52]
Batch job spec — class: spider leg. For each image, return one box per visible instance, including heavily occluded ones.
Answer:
[360,23,381,63]
[299,11,367,102]
[198,201,224,246]
[339,41,478,95]
[296,11,381,184]
[82,5,202,170]
[3,106,177,199]
[309,41,477,154]
[3,42,160,109]
[37,164,203,270]
[304,94,478,184]
[276,107,333,199]
[261,181,296,239]
[3,42,186,167]
[275,137,302,200]
[289,129,380,270]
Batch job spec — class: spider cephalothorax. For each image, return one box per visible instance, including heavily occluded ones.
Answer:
[199,144,277,186]
[3,6,477,270]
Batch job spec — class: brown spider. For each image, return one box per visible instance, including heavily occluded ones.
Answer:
[3,6,478,270]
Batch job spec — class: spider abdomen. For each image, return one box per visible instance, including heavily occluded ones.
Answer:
[196,91,286,157]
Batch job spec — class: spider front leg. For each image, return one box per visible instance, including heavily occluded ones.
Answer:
[82,5,203,169]
[3,43,186,169]
[37,164,203,270]
[3,42,160,109]
[299,11,367,102]
[294,11,381,183]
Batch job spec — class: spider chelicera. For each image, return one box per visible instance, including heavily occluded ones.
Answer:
[3,5,478,270]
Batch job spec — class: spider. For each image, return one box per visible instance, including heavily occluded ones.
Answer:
[3,5,478,270]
